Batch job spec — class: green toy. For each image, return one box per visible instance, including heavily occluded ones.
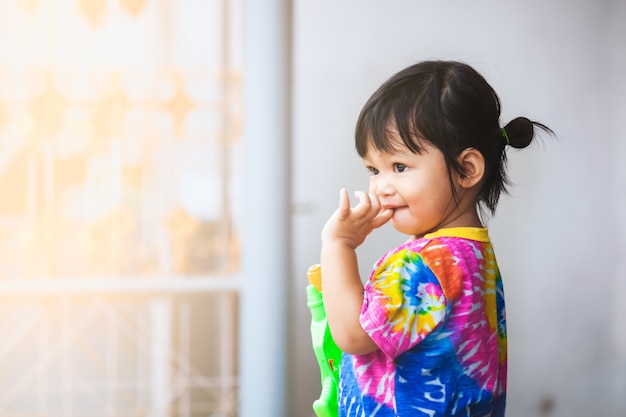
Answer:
[307,264,342,417]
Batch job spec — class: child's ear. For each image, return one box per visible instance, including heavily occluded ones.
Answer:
[457,148,485,188]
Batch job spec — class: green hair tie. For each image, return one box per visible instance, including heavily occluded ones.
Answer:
[501,128,510,145]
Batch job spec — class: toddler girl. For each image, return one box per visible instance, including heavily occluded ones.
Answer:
[321,60,552,416]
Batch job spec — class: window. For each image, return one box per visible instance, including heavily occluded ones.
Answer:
[0,1,242,415]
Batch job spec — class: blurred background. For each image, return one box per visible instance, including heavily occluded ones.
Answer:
[0,0,241,416]
[0,1,624,417]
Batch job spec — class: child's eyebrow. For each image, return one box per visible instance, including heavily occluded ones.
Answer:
[383,150,411,159]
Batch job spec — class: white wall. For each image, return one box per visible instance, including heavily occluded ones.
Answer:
[290,1,626,416]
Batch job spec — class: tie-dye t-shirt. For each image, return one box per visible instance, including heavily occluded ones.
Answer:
[339,227,507,417]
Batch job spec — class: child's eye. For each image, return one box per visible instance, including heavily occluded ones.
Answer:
[394,163,407,173]
[367,166,379,175]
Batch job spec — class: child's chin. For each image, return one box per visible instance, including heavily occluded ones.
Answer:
[390,220,420,236]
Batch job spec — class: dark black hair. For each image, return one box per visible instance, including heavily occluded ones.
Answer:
[355,60,553,215]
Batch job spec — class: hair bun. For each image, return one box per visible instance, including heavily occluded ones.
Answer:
[503,117,533,148]
[503,117,553,149]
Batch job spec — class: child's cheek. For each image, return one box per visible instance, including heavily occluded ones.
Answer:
[368,178,377,195]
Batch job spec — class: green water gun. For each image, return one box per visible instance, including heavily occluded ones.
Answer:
[306,264,342,417]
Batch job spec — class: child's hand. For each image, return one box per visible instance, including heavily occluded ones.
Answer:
[322,188,393,249]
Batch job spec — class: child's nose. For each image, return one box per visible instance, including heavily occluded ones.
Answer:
[372,178,394,196]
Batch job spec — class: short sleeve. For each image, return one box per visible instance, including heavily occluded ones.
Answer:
[360,248,449,359]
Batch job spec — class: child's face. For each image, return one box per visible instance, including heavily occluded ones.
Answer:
[363,137,461,237]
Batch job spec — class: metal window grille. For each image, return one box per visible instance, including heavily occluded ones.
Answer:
[0,0,242,416]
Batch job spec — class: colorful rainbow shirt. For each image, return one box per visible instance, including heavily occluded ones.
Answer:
[338,227,507,417]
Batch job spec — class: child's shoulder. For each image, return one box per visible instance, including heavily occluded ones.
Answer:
[374,227,492,271]
[394,227,491,256]
[375,228,492,301]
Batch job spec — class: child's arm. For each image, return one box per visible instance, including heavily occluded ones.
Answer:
[321,189,392,355]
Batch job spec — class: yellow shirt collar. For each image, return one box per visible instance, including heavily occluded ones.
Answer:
[423,227,490,242]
